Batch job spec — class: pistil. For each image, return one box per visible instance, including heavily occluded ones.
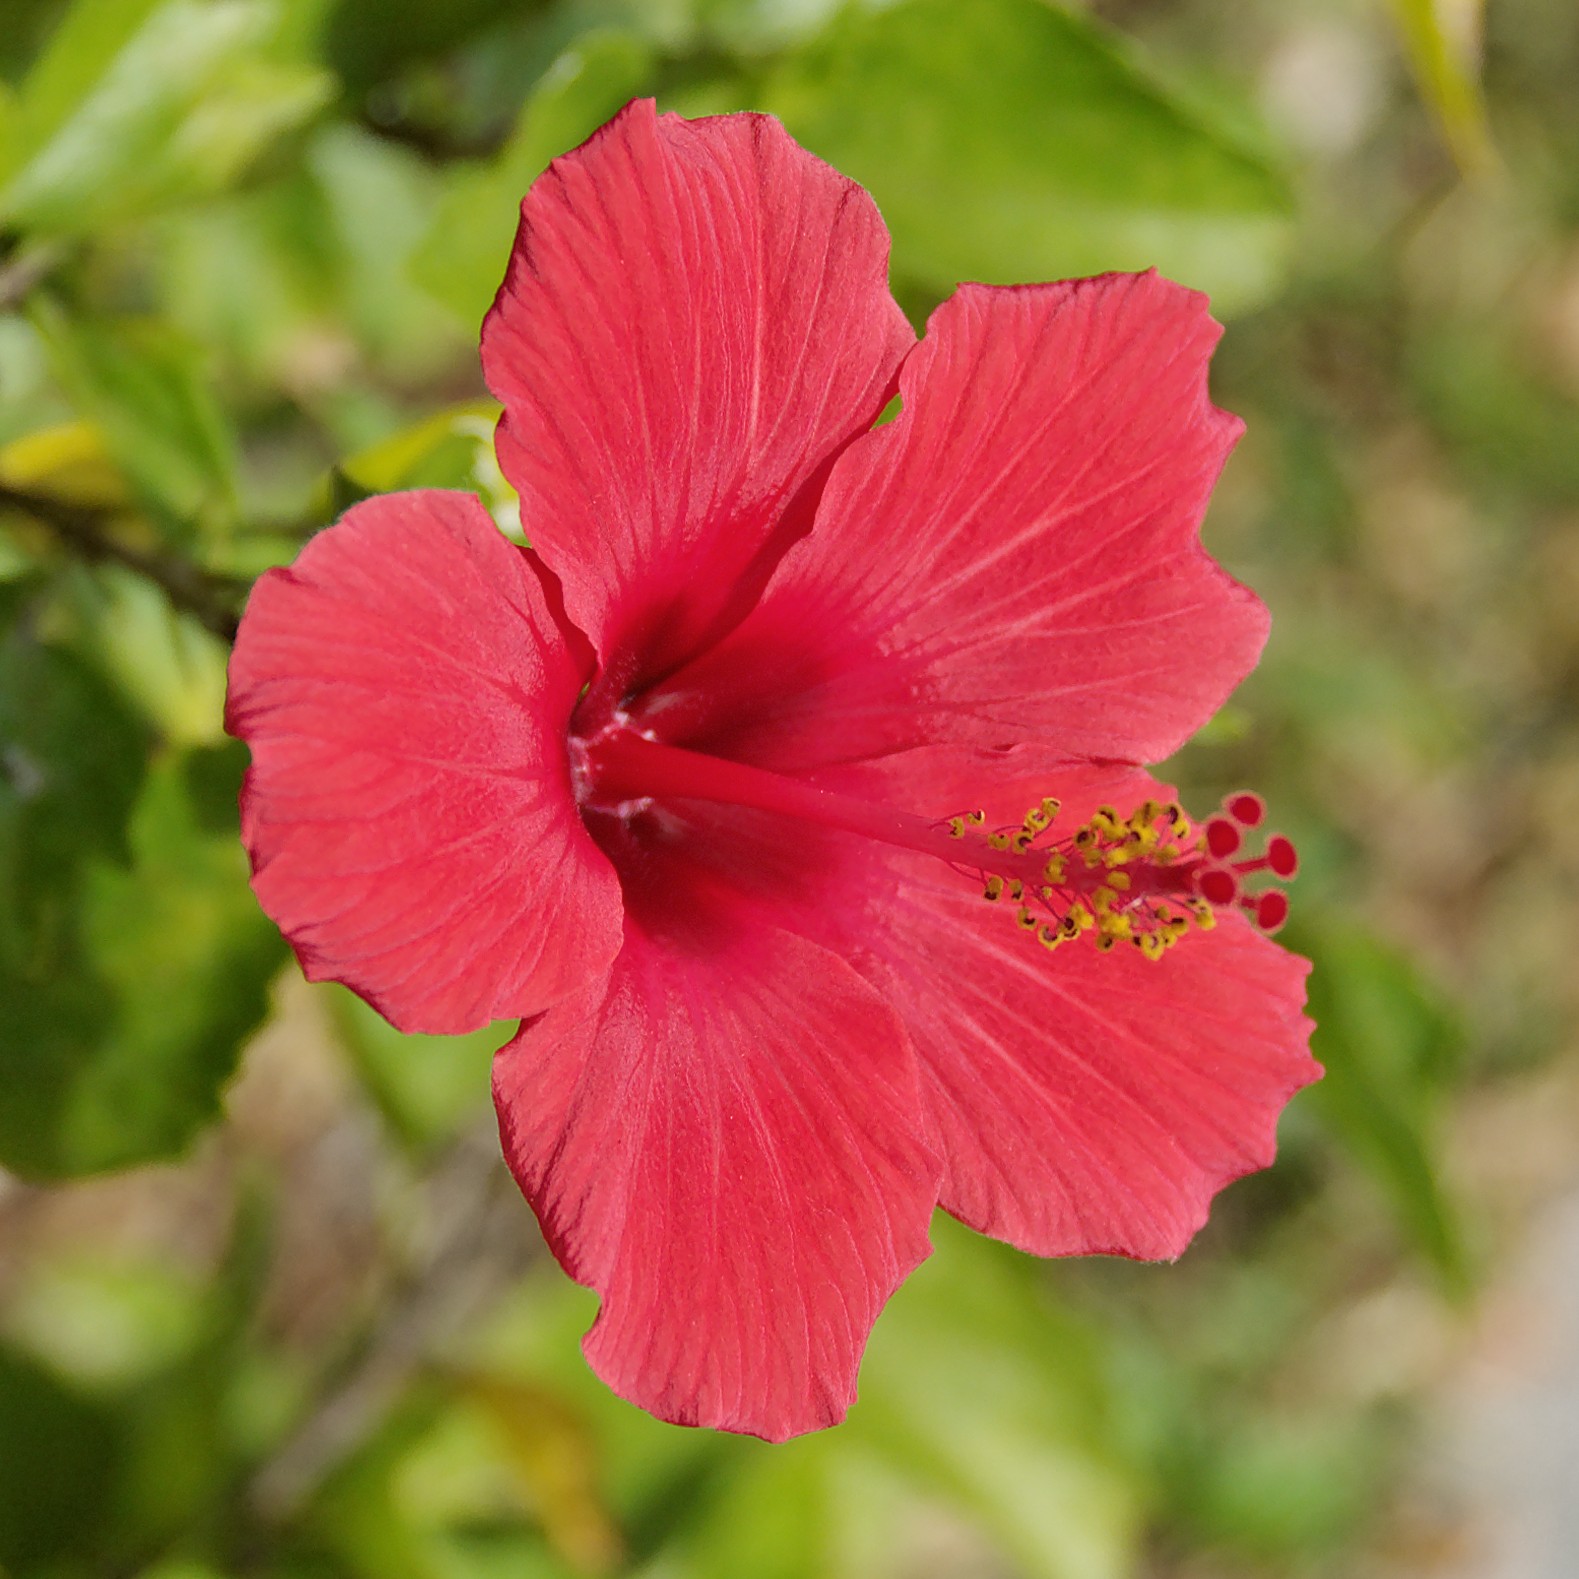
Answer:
[577,728,1296,958]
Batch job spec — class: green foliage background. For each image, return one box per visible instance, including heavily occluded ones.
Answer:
[1,0,1575,1575]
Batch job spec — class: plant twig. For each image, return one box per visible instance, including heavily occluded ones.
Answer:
[0,482,248,642]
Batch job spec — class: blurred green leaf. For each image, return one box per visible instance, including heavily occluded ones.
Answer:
[1387,0,1493,174]
[0,0,333,235]
[0,742,286,1178]
[32,301,240,530]
[59,563,233,746]
[0,1343,123,1572]
[762,0,1293,315]
[1181,1411,1389,1563]
[3,1256,206,1391]
[846,1220,1139,1579]
[1298,920,1469,1289]
[0,0,165,176]
[0,601,151,961]
[318,399,501,518]
[114,1191,275,1559]
[306,123,472,379]
[411,30,655,327]
[322,0,542,93]
[329,985,505,1153]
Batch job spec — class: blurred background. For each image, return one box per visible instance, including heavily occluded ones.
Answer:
[2,0,1577,1575]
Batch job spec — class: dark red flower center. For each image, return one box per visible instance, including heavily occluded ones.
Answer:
[574,725,1296,958]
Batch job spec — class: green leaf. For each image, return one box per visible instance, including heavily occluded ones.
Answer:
[328,985,506,1153]
[1387,0,1493,174]
[3,1256,207,1393]
[32,300,240,530]
[0,743,286,1179]
[845,1220,1139,1579]
[0,0,166,183]
[1297,919,1469,1289]
[0,0,333,236]
[0,609,152,965]
[411,30,656,327]
[114,1191,276,1556]
[761,0,1293,316]
[0,1343,124,1572]
[305,124,473,377]
[57,564,232,748]
[319,399,502,515]
[322,0,540,93]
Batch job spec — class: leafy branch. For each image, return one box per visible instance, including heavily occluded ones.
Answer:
[0,481,248,642]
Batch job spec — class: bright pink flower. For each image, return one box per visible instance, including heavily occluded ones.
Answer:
[227,100,1318,1440]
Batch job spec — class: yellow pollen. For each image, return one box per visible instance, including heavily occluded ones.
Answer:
[951,787,1239,968]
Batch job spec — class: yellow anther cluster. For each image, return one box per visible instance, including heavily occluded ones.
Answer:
[961,793,1219,964]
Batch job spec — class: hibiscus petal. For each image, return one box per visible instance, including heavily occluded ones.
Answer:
[481,98,914,680]
[226,490,622,1034]
[643,754,1315,1262]
[493,919,939,1440]
[893,899,1315,1259]
[643,271,1263,774]
[855,764,1317,1260]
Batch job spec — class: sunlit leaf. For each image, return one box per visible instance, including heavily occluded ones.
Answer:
[0,0,332,235]
[31,301,240,531]
[762,0,1293,315]
[0,0,165,184]
[317,399,501,514]
[0,419,133,511]
[411,31,655,327]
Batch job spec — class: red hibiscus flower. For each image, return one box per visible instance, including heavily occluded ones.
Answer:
[226,100,1317,1441]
